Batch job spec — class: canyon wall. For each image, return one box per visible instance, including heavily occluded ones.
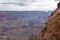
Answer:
[41,2,60,40]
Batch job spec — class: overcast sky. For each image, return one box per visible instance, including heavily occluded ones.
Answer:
[0,0,59,11]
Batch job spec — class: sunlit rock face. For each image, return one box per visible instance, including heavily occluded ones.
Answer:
[41,2,60,40]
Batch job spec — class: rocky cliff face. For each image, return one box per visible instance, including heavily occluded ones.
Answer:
[41,2,60,40]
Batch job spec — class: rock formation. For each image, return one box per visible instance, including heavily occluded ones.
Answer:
[41,2,60,40]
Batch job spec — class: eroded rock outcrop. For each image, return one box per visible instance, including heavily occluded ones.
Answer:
[41,2,60,40]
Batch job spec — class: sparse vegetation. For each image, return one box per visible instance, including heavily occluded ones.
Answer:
[29,34,41,40]
[57,2,60,8]
[56,32,60,40]
[48,35,53,40]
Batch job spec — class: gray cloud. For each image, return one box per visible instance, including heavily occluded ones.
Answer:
[0,0,35,7]
[0,0,58,11]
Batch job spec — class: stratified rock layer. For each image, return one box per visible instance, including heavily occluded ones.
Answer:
[41,2,60,40]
